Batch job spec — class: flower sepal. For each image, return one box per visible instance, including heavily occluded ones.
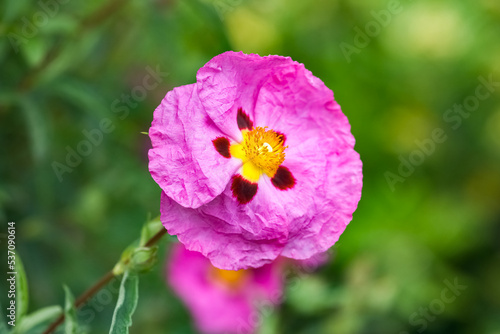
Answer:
[113,216,164,275]
[113,246,159,275]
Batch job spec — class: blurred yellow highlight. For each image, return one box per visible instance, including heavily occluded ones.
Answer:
[210,267,250,289]
[225,7,281,55]
[385,3,471,59]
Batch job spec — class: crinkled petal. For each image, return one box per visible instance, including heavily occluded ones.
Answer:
[196,51,298,141]
[213,54,362,259]
[278,136,362,259]
[149,84,241,208]
[200,179,290,243]
[161,192,286,270]
[282,146,362,258]
[253,58,354,151]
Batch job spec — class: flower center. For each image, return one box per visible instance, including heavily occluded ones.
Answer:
[241,127,287,177]
[210,267,249,289]
[214,111,296,202]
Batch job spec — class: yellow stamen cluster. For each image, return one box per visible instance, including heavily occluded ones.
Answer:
[210,268,249,289]
[242,127,287,177]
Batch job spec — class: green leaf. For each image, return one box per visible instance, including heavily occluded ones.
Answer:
[139,215,162,247]
[63,285,79,334]
[113,216,162,276]
[19,36,51,68]
[15,254,29,325]
[14,306,62,334]
[0,301,10,334]
[19,98,49,163]
[108,271,139,334]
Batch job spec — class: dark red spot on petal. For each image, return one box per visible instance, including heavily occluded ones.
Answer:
[275,131,287,145]
[271,166,296,190]
[231,175,258,204]
[237,108,253,130]
[212,137,231,158]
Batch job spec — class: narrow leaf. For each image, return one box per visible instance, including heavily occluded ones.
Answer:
[108,271,139,334]
[14,254,29,325]
[14,306,62,334]
[19,99,49,163]
[64,286,79,334]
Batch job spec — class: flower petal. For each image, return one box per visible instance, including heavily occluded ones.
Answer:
[282,147,362,259]
[161,191,286,270]
[196,51,297,141]
[276,136,362,259]
[149,84,241,208]
[167,244,256,334]
[209,55,362,259]
[253,61,353,153]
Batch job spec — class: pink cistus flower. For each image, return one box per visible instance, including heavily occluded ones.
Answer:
[149,51,362,270]
[167,243,283,334]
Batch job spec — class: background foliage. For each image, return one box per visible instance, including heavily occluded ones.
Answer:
[1,0,500,333]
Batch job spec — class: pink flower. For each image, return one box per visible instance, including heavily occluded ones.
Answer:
[166,243,283,334]
[149,51,362,270]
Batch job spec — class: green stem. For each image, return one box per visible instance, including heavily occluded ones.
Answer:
[41,228,168,334]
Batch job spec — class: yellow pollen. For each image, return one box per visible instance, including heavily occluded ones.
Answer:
[229,127,287,182]
[240,127,286,177]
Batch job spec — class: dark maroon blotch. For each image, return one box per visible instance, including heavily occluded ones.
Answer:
[275,131,287,145]
[271,166,296,190]
[237,108,253,130]
[231,175,258,204]
[212,137,231,158]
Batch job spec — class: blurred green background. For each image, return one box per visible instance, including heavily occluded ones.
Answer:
[1,0,500,333]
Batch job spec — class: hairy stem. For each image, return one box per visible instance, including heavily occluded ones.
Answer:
[42,228,168,334]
